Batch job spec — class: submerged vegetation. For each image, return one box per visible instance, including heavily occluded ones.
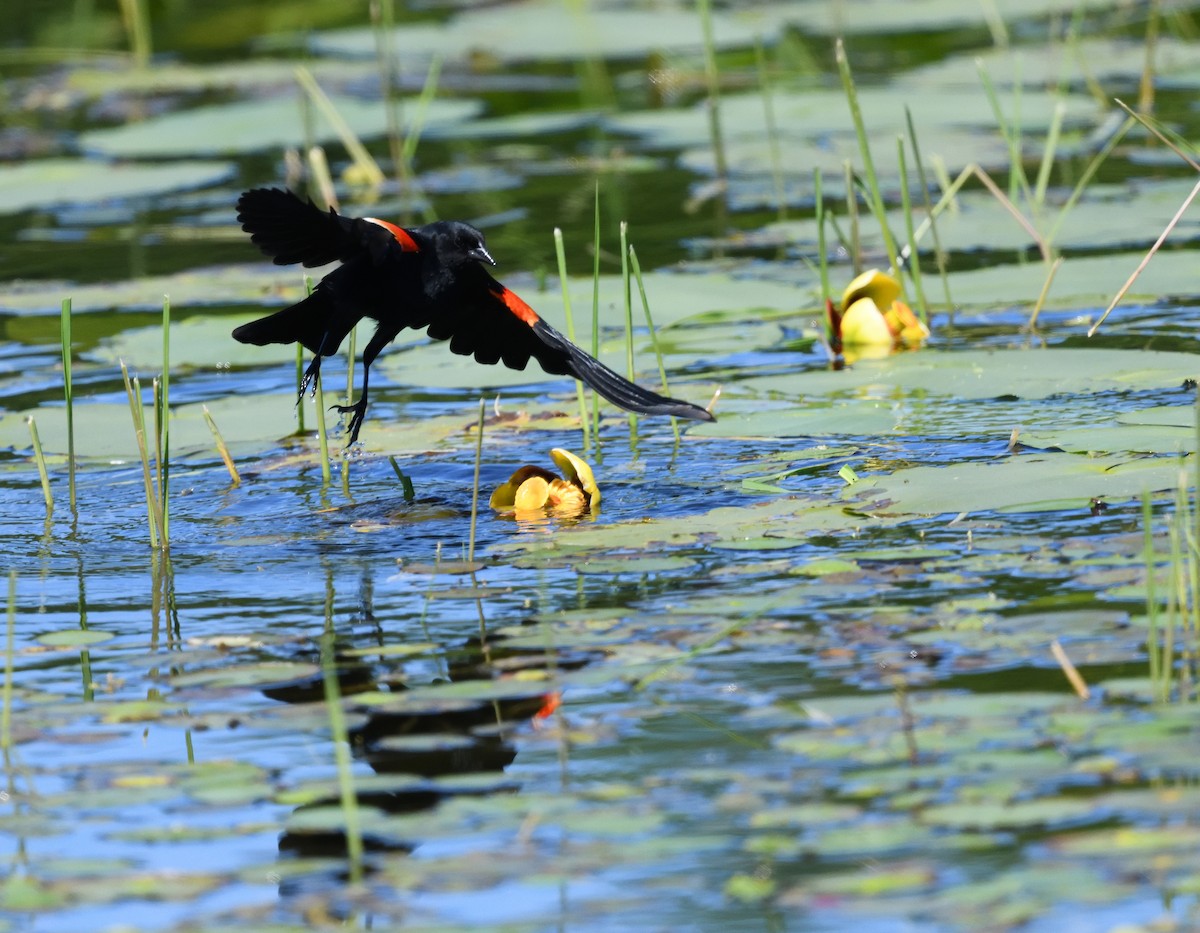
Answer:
[1,0,1200,929]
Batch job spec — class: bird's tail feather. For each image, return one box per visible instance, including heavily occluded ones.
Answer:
[532,320,714,422]
[232,291,355,357]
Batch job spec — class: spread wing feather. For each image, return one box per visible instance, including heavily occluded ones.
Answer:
[429,283,714,422]
[236,188,409,268]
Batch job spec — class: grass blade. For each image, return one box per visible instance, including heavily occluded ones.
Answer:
[835,39,899,275]
[202,405,241,486]
[619,221,638,440]
[468,397,485,564]
[160,295,170,546]
[319,633,364,884]
[388,456,415,501]
[121,362,161,549]
[553,228,590,449]
[294,65,385,188]
[27,416,53,513]
[60,297,76,512]
[896,136,928,323]
[904,107,954,312]
[1088,177,1200,336]
[2,571,14,750]
[628,244,679,444]
[590,182,602,447]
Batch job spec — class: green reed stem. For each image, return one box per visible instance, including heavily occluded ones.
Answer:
[388,456,415,501]
[307,145,338,211]
[843,160,861,275]
[59,298,75,512]
[619,222,638,440]
[628,244,678,444]
[1045,115,1136,247]
[904,107,954,311]
[895,137,928,323]
[314,374,331,483]
[1166,516,1180,702]
[294,66,385,188]
[1026,256,1063,331]
[553,228,590,449]
[401,55,442,168]
[814,168,831,309]
[1144,492,1162,693]
[369,0,408,203]
[301,275,333,484]
[202,405,241,486]
[590,183,602,445]
[295,344,306,433]
[755,36,786,223]
[27,417,53,513]
[976,61,1032,207]
[1034,101,1066,208]
[319,633,364,885]
[1139,0,1161,114]
[121,363,160,549]
[835,39,899,276]
[696,0,728,202]
[160,295,170,545]
[116,0,151,69]
[2,571,14,750]
[468,397,485,564]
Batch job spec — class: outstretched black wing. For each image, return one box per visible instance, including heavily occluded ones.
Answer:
[426,280,714,422]
[236,188,419,268]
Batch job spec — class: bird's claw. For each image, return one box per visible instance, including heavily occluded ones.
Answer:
[333,399,368,446]
[297,360,322,404]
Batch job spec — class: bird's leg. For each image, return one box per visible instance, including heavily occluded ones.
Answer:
[334,328,392,445]
[298,332,332,401]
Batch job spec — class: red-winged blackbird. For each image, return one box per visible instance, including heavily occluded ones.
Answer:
[232,188,715,443]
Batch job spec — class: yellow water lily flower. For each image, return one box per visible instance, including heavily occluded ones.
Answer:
[490,448,601,519]
[828,269,929,361]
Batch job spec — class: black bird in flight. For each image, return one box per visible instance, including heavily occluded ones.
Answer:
[232,188,715,443]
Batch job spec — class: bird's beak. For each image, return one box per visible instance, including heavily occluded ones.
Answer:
[469,246,496,266]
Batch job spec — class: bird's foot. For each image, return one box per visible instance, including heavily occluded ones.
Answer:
[297,358,323,402]
[334,398,368,446]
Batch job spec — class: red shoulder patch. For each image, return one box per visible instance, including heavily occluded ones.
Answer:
[364,217,420,252]
[491,287,541,326]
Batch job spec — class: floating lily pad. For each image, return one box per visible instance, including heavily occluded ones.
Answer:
[170,661,321,690]
[726,348,1200,407]
[0,263,312,315]
[0,159,235,214]
[80,94,482,158]
[0,391,298,459]
[903,36,1200,89]
[797,0,1137,34]
[36,629,115,647]
[313,1,779,63]
[762,179,1200,258]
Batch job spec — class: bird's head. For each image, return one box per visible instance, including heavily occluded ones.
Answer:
[434,220,496,268]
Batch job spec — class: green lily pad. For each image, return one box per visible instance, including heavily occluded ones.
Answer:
[799,0,1136,34]
[944,249,1200,309]
[920,797,1101,830]
[0,391,298,459]
[0,263,310,315]
[855,451,1184,515]
[764,179,1200,258]
[0,159,235,214]
[314,0,778,63]
[36,629,115,647]
[80,94,482,158]
[904,36,1200,89]
[170,662,321,690]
